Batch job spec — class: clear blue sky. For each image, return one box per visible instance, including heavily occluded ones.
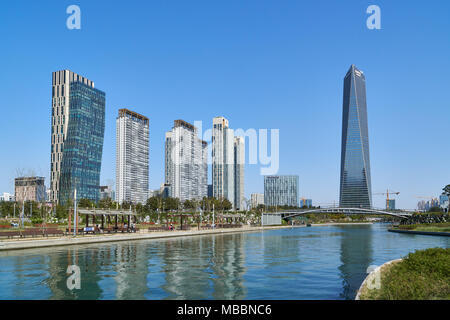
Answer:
[1,0,449,209]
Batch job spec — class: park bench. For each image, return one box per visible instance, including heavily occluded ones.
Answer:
[0,231,21,239]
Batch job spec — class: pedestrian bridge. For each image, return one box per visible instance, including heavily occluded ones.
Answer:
[277,207,412,220]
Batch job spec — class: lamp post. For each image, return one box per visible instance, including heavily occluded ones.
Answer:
[73,189,77,236]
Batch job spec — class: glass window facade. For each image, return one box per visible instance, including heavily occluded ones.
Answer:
[264,175,299,207]
[339,65,372,209]
[59,82,106,205]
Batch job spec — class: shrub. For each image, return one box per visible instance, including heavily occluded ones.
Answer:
[362,248,450,300]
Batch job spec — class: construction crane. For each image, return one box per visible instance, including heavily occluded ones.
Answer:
[373,190,400,210]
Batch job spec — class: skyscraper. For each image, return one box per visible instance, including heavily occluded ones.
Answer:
[116,109,149,205]
[264,175,299,207]
[234,136,245,210]
[51,70,105,205]
[164,120,207,202]
[339,65,372,209]
[51,70,100,204]
[212,117,235,206]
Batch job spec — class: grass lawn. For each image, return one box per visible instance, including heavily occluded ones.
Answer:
[360,248,450,300]
[396,223,450,233]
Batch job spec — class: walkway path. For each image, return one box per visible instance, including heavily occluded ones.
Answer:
[0,225,295,251]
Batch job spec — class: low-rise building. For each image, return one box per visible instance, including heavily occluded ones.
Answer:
[0,192,14,202]
[15,177,46,203]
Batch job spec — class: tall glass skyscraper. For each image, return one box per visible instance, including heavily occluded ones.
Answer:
[58,81,106,205]
[339,65,372,209]
[264,175,299,207]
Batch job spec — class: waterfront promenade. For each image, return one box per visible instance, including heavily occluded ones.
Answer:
[0,223,374,251]
[0,225,296,251]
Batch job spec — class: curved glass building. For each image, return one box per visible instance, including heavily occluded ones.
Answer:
[339,65,372,209]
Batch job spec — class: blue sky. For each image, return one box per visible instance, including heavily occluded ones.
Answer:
[0,0,449,209]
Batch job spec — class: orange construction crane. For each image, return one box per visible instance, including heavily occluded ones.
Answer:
[373,189,400,210]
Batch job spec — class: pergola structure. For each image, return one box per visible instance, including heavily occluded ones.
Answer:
[78,209,137,232]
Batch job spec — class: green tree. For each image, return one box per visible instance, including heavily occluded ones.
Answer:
[222,199,232,211]
[98,197,113,209]
[78,198,94,208]
[164,197,180,211]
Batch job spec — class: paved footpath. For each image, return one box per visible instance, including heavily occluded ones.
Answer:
[0,225,296,251]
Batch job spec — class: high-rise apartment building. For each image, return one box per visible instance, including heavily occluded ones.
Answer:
[116,109,149,204]
[164,120,207,202]
[234,136,245,210]
[212,117,235,206]
[339,65,372,209]
[250,193,264,209]
[51,70,105,205]
[264,175,299,207]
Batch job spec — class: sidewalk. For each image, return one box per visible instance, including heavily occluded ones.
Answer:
[0,225,296,251]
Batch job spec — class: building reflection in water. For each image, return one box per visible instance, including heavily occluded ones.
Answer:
[113,242,149,299]
[45,246,103,300]
[159,233,246,299]
[210,234,246,300]
[338,225,373,299]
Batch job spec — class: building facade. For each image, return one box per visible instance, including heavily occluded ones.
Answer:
[164,120,207,202]
[234,136,245,210]
[339,65,372,209]
[251,193,264,209]
[99,186,115,201]
[388,199,396,210]
[15,177,46,203]
[300,199,313,208]
[212,117,235,206]
[0,192,15,202]
[264,175,299,207]
[50,70,105,204]
[116,109,149,204]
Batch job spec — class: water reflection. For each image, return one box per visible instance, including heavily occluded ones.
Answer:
[0,225,448,300]
[338,225,373,299]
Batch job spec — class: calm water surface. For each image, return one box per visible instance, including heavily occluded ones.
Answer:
[0,224,448,300]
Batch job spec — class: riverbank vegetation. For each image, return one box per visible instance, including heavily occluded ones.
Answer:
[395,223,450,233]
[360,248,450,300]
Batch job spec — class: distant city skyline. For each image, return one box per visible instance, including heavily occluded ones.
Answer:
[1,1,450,209]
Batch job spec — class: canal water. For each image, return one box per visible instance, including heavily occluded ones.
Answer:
[0,223,448,300]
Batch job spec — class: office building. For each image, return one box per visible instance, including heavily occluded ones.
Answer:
[439,194,449,206]
[15,177,46,203]
[234,136,245,210]
[251,193,264,209]
[0,192,14,202]
[207,184,213,198]
[264,175,299,207]
[300,199,313,208]
[164,120,207,202]
[388,199,395,210]
[116,109,149,204]
[99,186,115,200]
[51,70,105,204]
[212,116,235,206]
[339,65,372,209]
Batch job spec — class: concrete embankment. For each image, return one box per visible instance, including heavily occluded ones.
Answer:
[0,225,296,252]
[355,258,403,300]
[388,229,450,237]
